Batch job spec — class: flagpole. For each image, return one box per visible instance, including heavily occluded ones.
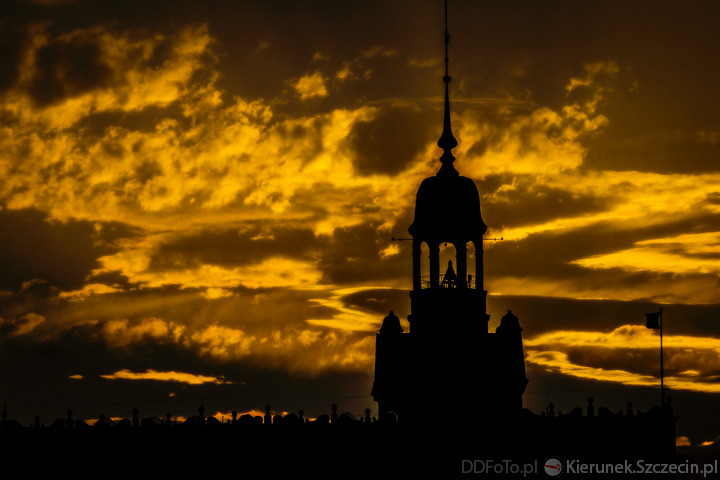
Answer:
[660,307,665,407]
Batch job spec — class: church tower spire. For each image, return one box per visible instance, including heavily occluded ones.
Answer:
[437,0,458,176]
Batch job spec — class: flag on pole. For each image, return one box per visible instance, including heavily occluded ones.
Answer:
[645,311,661,329]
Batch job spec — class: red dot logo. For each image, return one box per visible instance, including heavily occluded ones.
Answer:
[544,458,562,476]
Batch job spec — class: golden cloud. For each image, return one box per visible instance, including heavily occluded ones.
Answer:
[307,287,390,332]
[76,313,375,374]
[0,23,428,311]
[189,324,255,359]
[0,313,46,336]
[100,369,230,385]
[293,71,328,99]
[59,283,122,301]
[676,436,691,447]
[97,241,324,291]
[184,322,375,374]
[100,317,186,347]
[573,231,720,276]
[460,62,616,180]
[525,325,720,394]
[6,23,212,128]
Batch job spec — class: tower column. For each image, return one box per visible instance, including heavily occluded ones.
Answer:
[456,241,467,288]
[412,239,422,291]
[475,239,484,291]
[429,241,440,288]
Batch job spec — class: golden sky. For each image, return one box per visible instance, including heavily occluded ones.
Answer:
[1,0,720,447]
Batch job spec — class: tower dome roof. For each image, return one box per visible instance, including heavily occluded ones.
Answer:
[409,173,486,240]
[408,4,486,243]
[497,310,522,334]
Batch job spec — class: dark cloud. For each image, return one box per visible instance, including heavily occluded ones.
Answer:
[0,208,138,291]
[486,211,720,287]
[482,177,611,230]
[316,223,407,285]
[213,1,439,106]
[585,133,720,175]
[0,279,55,324]
[347,104,436,176]
[339,287,410,320]
[148,224,318,271]
[74,103,188,137]
[0,24,23,94]
[27,29,113,107]
[488,294,720,341]
[566,344,720,382]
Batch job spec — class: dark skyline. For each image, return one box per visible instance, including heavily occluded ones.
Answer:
[1,0,720,452]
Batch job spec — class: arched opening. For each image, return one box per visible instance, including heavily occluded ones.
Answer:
[466,241,477,289]
[439,242,457,288]
[420,241,430,289]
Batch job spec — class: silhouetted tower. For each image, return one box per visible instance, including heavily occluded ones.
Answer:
[407,12,488,339]
[372,1,527,420]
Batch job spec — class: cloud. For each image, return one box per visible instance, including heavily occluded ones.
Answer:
[182,321,375,374]
[333,45,398,83]
[676,436,691,447]
[0,208,134,291]
[96,234,325,291]
[346,103,436,176]
[481,175,610,231]
[380,243,400,258]
[59,283,123,301]
[459,61,615,180]
[293,71,328,99]
[0,312,45,336]
[189,324,254,359]
[307,287,390,332]
[100,368,230,385]
[0,24,219,222]
[1,287,380,376]
[573,232,720,276]
[147,224,319,270]
[314,224,408,286]
[98,317,186,348]
[26,27,114,107]
[1,20,433,302]
[525,325,720,394]
[4,22,213,127]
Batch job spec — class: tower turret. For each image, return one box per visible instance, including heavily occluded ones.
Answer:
[407,1,488,338]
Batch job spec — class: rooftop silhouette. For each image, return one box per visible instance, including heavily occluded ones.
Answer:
[0,397,678,477]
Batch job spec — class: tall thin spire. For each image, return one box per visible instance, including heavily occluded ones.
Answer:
[437,0,458,176]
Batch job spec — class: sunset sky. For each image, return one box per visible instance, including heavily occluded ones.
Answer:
[1,0,720,449]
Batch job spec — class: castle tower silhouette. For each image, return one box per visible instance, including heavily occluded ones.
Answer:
[371,4,528,421]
